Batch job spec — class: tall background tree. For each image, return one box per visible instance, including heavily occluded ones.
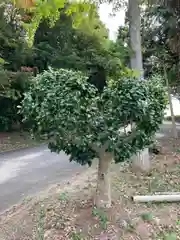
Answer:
[126,0,150,171]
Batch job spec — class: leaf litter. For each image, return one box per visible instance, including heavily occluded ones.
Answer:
[0,132,180,239]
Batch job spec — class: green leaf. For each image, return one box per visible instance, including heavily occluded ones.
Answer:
[164,233,177,240]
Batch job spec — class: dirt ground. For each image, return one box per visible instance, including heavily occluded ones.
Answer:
[0,131,42,153]
[0,134,180,239]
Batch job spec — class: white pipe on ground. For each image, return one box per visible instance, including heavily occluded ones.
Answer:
[155,192,180,195]
[132,195,180,203]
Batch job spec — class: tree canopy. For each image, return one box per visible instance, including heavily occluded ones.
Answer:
[21,68,167,205]
[10,0,97,46]
[33,9,110,72]
[0,2,129,132]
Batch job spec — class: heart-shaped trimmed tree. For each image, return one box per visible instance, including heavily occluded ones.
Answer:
[21,68,167,207]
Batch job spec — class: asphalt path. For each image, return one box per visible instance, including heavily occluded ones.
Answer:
[0,145,85,213]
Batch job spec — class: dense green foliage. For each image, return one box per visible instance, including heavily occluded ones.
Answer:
[0,67,32,131]
[32,8,129,81]
[0,6,32,71]
[33,12,114,73]
[0,4,126,131]
[21,68,167,165]
[141,6,180,80]
[0,5,34,131]
[116,3,180,92]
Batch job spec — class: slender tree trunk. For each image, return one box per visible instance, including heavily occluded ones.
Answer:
[168,93,178,138]
[128,0,150,172]
[131,148,150,172]
[94,152,112,208]
[164,65,178,139]
[128,0,143,79]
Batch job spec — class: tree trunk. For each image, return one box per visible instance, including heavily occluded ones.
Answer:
[128,0,143,79]
[94,152,112,208]
[128,0,150,172]
[164,65,178,139]
[168,90,178,138]
[131,148,150,172]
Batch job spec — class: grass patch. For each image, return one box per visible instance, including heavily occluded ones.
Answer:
[59,192,69,202]
[37,205,45,240]
[164,232,177,240]
[92,207,108,230]
[71,232,84,240]
[140,212,154,222]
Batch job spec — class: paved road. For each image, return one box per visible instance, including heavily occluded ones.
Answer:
[0,145,85,213]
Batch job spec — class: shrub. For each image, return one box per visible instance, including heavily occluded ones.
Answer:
[0,70,32,131]
[21,68,167,207]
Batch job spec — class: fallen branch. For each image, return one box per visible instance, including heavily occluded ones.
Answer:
[132,194,180,203]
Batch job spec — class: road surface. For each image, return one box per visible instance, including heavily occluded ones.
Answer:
[0,145,85,213]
